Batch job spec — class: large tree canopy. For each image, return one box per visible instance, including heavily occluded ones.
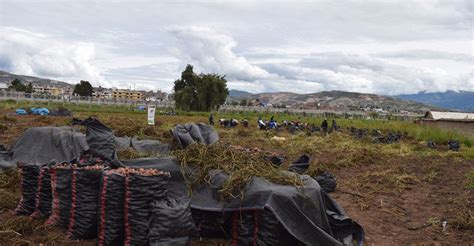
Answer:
[173,64,228,111]
[73,80,93,97]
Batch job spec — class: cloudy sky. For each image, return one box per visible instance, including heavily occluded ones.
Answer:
[0,0,472,95]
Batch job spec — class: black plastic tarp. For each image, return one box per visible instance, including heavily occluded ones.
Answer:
[171,123,219,148]
[0,121,170,171]
[72,118,123,168]
[1,127,87,169]
[123,157,362,246]
[4,119,363,245]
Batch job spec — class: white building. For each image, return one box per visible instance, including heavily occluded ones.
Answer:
[0,83,8,91]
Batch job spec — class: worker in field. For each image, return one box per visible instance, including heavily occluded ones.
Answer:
[321,118,328,135]
[258,115,266,130]
[230,118,239,127]
[331,119,338,132]
[241,119,249,127]
[269,116,277,129]
[209,113,214,126]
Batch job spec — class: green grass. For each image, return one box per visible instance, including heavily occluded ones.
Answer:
[186,109,473,146]
[466,170,474,190]
[1,99,472,147]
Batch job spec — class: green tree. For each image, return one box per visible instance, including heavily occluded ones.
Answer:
[9,79,27,92]
[24,83,33,93]
[73,80,93,97]
[173,64,229,111]
[239,99,247,106]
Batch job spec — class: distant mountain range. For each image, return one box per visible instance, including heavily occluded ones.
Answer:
[0,70,73,88]
[229,89,253,97]
[2,70,468,113]
[396,91,474,112]
[229,90,440,113]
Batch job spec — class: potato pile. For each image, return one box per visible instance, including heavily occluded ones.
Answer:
[109,167,170,177]
[54,163,103,170]
[75,164,103,170]
[54,163,72,169]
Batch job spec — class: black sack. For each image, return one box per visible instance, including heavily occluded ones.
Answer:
[31,166,52,218]
[265,156,284,167]
[124,172,170,246]
[448,140,460,151]
[49,107,72,117]
[288,154,311,174]
[15,163,40,215]
[230,210,256,246]
[253,209,300,246]
[98,171,125,246]
[322,192,364,244]
[148,198,198,245]
[314,171,337,193]
[191,209,232,239]
[45,166,73,229]
[67,168,103,240]
[149,237,191,246]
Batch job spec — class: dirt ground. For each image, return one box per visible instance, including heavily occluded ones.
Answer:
[0,111,473,245]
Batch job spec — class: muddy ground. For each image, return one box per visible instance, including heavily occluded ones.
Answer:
[0,111,472,245]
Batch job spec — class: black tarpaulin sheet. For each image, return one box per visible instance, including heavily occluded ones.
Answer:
[115,137,170,155]
[1,127,87,169]
[3,119,362,245]
[0,123,170,171]
[171,123,219,148]
[72,118,122,168]
[123,158,360,246]
[130,138,170,155]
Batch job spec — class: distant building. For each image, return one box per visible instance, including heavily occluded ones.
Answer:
[33,85,64,96]
[144,90,168,102]
[63,87,74,95]
[112,89,144,101]
[93,86,113,99]
[424,111,474,120]
[0,83,8,91]
[417,111,474,137]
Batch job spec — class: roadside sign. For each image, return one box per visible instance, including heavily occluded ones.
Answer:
[147,105,156,125]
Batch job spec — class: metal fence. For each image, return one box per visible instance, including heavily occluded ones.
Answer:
[0,91,174,108]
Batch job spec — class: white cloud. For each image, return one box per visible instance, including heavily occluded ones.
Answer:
[375,50,473,62]
[0,27,102,84]
[259,51,472,95]
[0,1,472,94]
[167,26,279,82]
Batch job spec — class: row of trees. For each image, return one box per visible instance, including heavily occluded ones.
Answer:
[173,64,228,111]
[8,78,93,97]
[8,64,229,111]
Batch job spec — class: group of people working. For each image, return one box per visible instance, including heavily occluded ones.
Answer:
[209,113,339,134]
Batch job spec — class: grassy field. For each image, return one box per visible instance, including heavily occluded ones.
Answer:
[0,101,473,245]
[4,99,472,146]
